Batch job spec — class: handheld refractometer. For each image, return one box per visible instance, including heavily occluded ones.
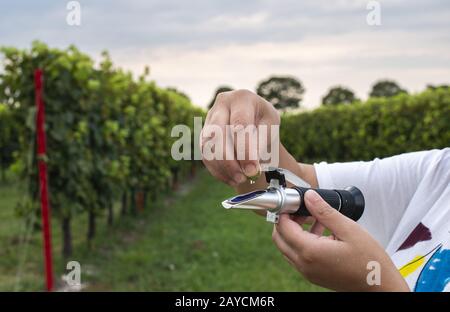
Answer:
[222,168,365,223]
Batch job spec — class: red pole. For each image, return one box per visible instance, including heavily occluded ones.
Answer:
[34,69,54,291]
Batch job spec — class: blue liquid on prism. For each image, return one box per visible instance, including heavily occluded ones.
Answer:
[229,190,266,203]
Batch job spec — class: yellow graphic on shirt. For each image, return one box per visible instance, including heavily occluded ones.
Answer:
[399,255,425,277]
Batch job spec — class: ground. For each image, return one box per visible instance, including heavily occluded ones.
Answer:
[0,170,324,291]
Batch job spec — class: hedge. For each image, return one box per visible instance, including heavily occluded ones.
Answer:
[281,88,450,163]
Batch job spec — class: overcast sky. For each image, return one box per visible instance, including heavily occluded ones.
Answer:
[1,0,449,108]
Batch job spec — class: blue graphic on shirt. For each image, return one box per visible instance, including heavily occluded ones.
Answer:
[415,246,450,292]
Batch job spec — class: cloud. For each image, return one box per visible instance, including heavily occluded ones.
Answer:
[110,29,450,107]
[205,12,269,30]
[0,0,449,107]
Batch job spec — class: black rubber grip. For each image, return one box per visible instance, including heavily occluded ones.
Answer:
[291,186,365,221]
[292,187,341,216]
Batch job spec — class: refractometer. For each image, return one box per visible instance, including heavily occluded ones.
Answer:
[222,168,365,223]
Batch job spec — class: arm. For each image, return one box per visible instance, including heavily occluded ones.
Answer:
[201,89,409,291]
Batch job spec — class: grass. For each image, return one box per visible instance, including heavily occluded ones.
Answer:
[0,170,324,291]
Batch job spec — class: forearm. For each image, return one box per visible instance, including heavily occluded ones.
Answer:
[235,143,318,194]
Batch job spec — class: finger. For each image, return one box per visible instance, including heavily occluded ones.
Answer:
[223,124,247,184]
[202,159,236,186]
[229,100,260,177]
[201,136,239,186]
[223,159,247,185]
[304,190,358,241]
[292,215,308,225]
[202,153,245,186]
[283,255,296,268]
[292,216,315,226]
[275,214,316,251]
[309,220,326,236]
[201,108,229,155]
[201,114,245,185]
[201,130,242,186]
[272,227,298,263]
[201,105,229,141]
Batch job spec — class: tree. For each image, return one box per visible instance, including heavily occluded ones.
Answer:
[256,76,305,110]
[166,87,191,102]
[322,86,359,106]
[426,84,449,91]
[369,80,407,98]
[207,86,233,109]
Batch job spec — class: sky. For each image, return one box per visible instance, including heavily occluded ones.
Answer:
[1,0,449,108]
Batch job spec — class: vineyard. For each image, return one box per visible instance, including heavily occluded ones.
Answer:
[0,41,204,260]
[0,42,449,291]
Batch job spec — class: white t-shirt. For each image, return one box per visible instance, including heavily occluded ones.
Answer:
[314,148,450,292]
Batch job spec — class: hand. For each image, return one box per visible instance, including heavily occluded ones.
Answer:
[272,190,410,292]
[200,89,280,187]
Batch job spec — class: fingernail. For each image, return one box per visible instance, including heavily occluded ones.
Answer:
[305,190,321,202]
[234,173,247,184]
[233,124,245,134]
[244,163,257,177]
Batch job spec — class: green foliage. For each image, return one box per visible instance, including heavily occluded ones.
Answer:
[426,84,449,91]
[282,89,450,163]
[166,87,191,102]
[0,103,19,181]
[207,85,234,109]
[256,76,305,110]
[369,79,408,98]
[322,86,359,106]
[0,42,204,252]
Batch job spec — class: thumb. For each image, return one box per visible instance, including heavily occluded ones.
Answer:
[304,190,358,241]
